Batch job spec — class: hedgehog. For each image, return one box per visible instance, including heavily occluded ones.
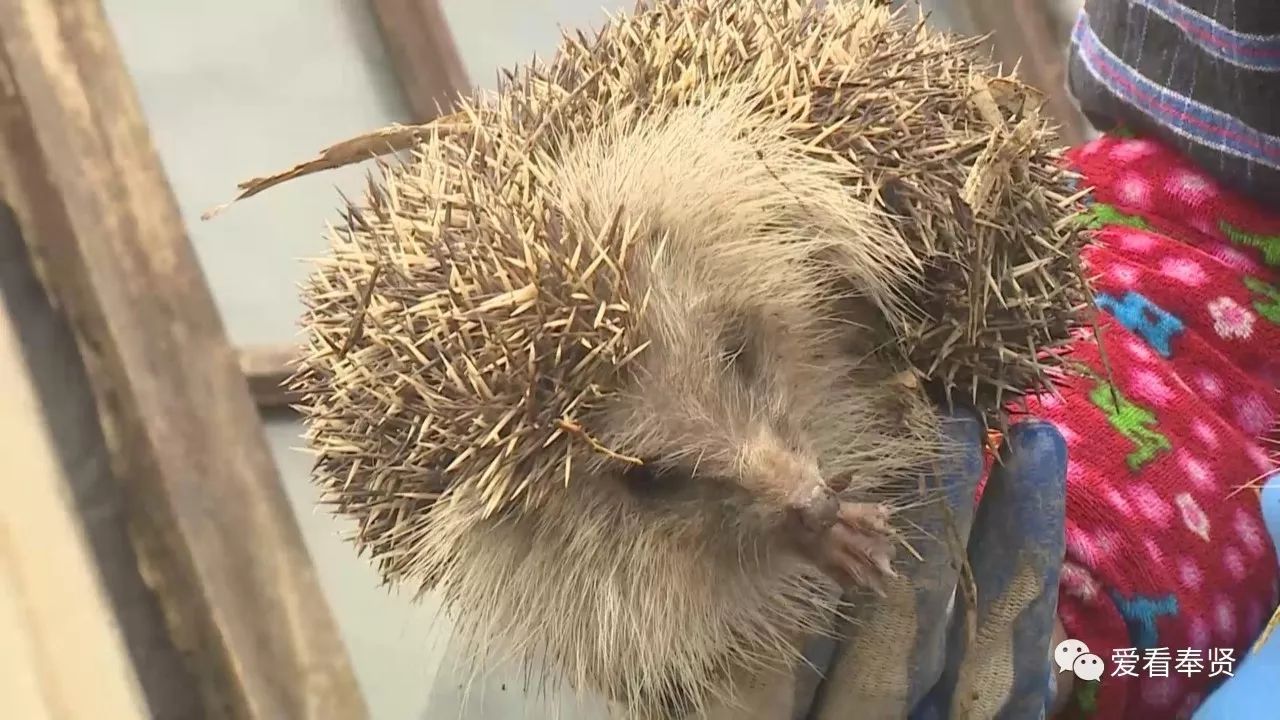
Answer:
[217,1,1090,717]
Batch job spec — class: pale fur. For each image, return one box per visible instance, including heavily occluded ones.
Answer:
[408,93,949,719]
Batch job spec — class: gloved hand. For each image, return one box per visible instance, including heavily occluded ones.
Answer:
[801,404,1070,720]
[1191,471,1280,719]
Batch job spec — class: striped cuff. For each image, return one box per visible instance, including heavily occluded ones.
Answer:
[1066,0,1280,207]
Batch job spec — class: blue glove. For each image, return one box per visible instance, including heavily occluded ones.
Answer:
[805,404,1070,720]
[1191,471,1280,720]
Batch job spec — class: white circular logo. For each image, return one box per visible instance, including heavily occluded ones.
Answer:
[1054,638,1088,673]
[1073,653,1105,682]
[1054,639,1105,681]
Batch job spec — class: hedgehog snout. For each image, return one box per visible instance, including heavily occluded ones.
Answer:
[740,435,836,531]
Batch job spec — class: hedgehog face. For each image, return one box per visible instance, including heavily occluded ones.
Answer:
[594,278,848,545]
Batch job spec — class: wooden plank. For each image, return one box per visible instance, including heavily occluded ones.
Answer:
[0,230,149,720]
[0,201,202,717]
[0,2,367,718]
[368,0,470,121]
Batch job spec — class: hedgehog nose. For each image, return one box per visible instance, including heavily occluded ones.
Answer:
[790,485,839,533]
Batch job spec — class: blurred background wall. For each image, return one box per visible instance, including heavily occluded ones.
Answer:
[97,1,1084,718]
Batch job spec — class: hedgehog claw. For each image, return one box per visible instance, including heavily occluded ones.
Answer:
[808,501,898,592]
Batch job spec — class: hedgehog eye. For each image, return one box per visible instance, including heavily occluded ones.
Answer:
[719,313,761,381]
[621,459,686,498]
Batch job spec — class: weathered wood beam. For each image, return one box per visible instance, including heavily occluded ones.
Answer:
[0,213,150,720]
[0,1,366,718]
[0,203,204,718]
[368,0,471,122]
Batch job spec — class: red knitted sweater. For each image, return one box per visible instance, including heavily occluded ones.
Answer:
[1027,134,1280,719]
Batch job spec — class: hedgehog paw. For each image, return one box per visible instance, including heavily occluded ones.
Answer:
[813,502,897,595]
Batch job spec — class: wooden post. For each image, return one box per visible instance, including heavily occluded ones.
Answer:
[0,1,367,718]
[0,209,151,720]
[0,202,208,719]
[368,0,471,122]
